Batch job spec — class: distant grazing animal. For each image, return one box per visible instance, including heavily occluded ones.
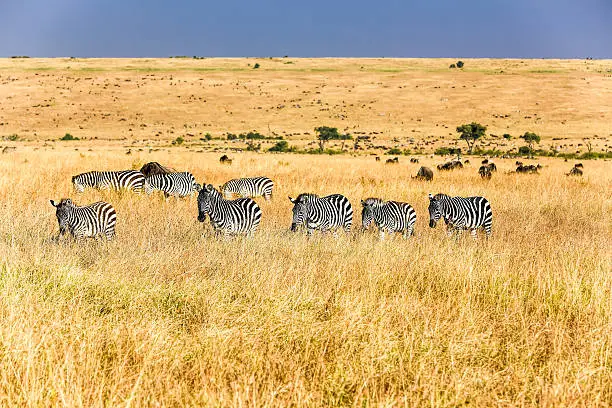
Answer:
[219,155,232,165]
[289,193,353,235]
[485,162,497,172]
[567,166,583,176]
[574,163,583,169]
[361,197,416,239]
[50,198,116,241]
[414,166,434,181]
[437,160,463,171]
[428,193,492,239]
[481,159,489,165]
[72,170,145,193]
[375,156,381,162]
[386,157,399,164]
[410,158,419,163]
[463,159,470,165]
[140,162,176,177]
[144,172,200,198]
[515,161,523,166]
[197,184,262,237]
[516,164,539,174]
[479,165,492,179]
[2,146,16,154]
[221,176,274,201]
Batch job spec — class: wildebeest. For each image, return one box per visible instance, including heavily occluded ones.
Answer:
[574,163,583,168]
[410,158,419,163]
[463,159,470,165]
[515,161,523,166]
[479,165,492,179]
[413,166,434,181]
[567,166,583,176]
[140,162,176,177]
[220,154,232,165]
[375,156,381,162]
[437,160,463,171]
[486,162,497,172]
[481,159,489,165]
[516,164,539,174]
[386,157,399,164]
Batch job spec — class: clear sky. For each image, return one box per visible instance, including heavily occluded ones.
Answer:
[0,0,610,58]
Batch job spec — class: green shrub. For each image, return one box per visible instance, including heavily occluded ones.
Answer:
[386,148,403,155]
[434,147,462,156]
[518,146,531,155]
[253,63,260,69]
[227,133,238,140]
[6,134,19,141]
[172,136,184,145]
[503,133,512,140]
[268,140,296,153]
[59,133,79,141]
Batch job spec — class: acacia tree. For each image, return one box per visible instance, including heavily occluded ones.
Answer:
[456,122,486,154]
[520,132,541,155]
[315,126,351,151]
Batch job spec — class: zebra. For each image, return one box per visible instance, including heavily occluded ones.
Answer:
[288,193,353,235]
[72,170,145,193]
[361,198,416,239]
[144,172,200,198]
[50,198,117,240]
[197,184,262,236]
[428,193,492,239]
[221,176,274,201]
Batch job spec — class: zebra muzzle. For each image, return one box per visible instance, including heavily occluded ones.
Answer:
[198,214,207,222]
[290,223,298,232]
[429,220,437,228]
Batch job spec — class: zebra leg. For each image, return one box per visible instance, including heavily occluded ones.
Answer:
[378,229,386,241]
[105,229,115,241]
[470,229,478,240]
[307,228,314,236]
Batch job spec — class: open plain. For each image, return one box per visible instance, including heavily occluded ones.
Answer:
[0,58,611,406]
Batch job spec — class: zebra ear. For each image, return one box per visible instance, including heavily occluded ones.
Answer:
[288,196,295,204]
[360,199,365,206]
[50,200,58,207]
[428,193,434,200]
[206,184,214,191]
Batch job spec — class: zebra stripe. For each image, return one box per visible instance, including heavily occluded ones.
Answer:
[221,177,274,201]
[361,197,416,239]
[145,172,200,198]
[72,170,145,193]
[428,193,492,239]
[197,184,262,236]
[289,193,352,235]
[50,199,116,240]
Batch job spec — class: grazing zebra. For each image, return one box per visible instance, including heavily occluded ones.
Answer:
[197,184,262,236]
[50,199,117,240]
[361,198,416,239]
[221,176,274,201]
[288,193,353,235]
[145,172,200,198]
[72,170,145,193]
[428,193,492,239]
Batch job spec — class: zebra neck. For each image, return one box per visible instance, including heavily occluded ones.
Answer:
[208,196,225,222]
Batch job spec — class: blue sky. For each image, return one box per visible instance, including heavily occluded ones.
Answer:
[0,0,610,58]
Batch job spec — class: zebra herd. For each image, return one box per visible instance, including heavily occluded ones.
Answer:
[51,166,493,241]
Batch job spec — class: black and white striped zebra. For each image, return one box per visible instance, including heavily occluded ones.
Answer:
[197,184,262,236]
[361,197,416,239]
[221,176,274,201]
[50,198,117,240]
[288,193,353,235]
[72,170,145,193]
[144,172,200,198]
[428,193,492,239]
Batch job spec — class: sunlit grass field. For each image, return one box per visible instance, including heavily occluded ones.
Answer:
[0,147,610,406]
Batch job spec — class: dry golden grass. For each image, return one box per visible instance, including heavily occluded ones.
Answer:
[0,146,610,406]
[1,58,611,154]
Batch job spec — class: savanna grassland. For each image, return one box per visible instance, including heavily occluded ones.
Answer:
[0,58,611,406]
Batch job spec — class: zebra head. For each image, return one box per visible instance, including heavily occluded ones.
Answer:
[197,184,218,222]
[428,193,444,228]
[50,198,74,224]
[288,194,310,232]
[72,175,85,193]
[361,198,381,230]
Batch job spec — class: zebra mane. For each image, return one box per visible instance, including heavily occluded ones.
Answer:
[433,193,450,200]
[362,197,384,206]
[295,193,319,202]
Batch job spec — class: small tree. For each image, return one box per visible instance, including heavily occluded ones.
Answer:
[503,133,512,140]
[456,122,486,154]
[314,126,351,151]
[456,60,464,68]
[520,132,540,154]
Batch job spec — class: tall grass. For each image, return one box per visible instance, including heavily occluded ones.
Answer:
[0,149,610,406]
